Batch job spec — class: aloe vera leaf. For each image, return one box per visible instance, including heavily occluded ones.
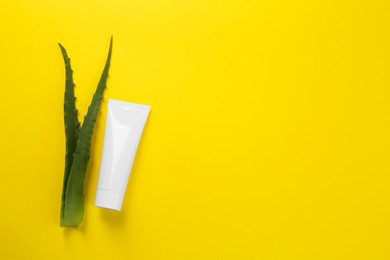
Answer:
[62,37,113,227]
[58,44,80,227]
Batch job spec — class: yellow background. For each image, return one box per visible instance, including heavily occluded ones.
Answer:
[0,0,390,259]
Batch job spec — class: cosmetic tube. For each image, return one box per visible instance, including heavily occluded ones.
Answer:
[95,99,150,211]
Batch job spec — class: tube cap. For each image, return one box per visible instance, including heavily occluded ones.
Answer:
[95,189,122,211]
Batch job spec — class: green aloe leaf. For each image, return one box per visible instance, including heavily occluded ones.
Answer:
[62,36,113,227]
[58,44,80,227]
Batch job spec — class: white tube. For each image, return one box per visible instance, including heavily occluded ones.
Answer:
[95,99,150,211]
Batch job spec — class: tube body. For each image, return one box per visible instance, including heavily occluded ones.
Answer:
[95,99,150,210]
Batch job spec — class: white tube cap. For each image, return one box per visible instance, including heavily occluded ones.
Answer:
[95,189,123,211]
